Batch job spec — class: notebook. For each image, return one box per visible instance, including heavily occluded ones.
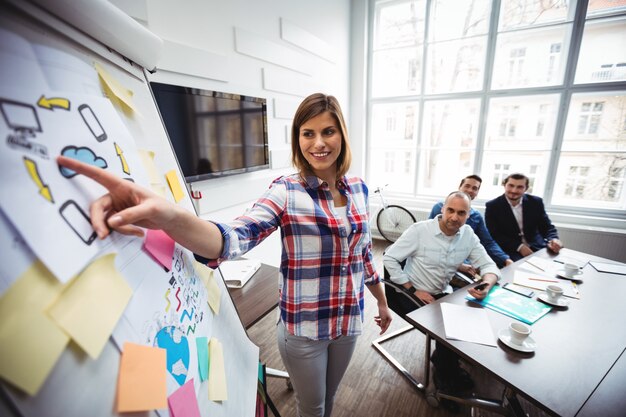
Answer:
[218,259,262,288]
[466,285,552,325]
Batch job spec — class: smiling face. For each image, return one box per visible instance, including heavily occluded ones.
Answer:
[504,177,528,204]
[459,178,481,200]
[298,111,342,182]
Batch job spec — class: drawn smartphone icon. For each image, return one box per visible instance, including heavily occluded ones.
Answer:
[78,103,107,142]
[59,200,97,245]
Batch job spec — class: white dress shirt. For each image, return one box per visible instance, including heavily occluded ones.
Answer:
[383,216,500,294]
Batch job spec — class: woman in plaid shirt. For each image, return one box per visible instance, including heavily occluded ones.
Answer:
[57,93,392,417]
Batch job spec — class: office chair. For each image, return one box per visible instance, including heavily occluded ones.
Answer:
[371,260,474,396]
[371,262,427,391]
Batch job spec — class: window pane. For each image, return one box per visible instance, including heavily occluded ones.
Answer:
[563,91,626,151]
[586,1,626,18]
[479,151,550,198]
[372,48,422,97]
[499,0,572,31]
[429,0,490,42]
[374,0,425,49]
[484,94,560,150]
[574,16,626,84]
[491,25,570,89]
[418,149,476,196]
[552,152,626,209]
[422,99,480,148]
[368,102,419,193]
[554,91,626,209]
[426,37,487,93]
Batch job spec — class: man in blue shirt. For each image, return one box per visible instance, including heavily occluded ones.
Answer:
[429,175,513,270]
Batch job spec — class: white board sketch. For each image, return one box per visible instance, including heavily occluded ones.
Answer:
[0,86,148,282]
[0,5,260,416]
[112,244,211,397]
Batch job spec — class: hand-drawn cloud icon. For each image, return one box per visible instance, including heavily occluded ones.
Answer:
[59,146,108,178]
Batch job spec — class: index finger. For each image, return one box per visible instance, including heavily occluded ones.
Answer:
[57,155,122,190]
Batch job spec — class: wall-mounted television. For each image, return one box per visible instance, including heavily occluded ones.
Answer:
[150,82,269,182]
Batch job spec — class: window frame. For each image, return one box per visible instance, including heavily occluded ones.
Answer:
[365,0,626,221]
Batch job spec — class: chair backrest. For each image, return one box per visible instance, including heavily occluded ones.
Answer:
[382,259,475,319]
[382,260,424,319]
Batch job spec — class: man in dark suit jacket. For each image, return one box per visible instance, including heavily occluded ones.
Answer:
[485,173,563,261]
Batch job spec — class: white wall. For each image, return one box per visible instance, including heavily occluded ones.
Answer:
[111,0,353,265]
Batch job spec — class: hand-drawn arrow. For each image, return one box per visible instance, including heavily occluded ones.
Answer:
[24,157,54,203]
[37,95,70,111]
[114,142,130,175]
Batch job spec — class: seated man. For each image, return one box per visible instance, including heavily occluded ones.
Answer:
[429,174,513,269]
[383,191,500,404]
[485,173,562,262]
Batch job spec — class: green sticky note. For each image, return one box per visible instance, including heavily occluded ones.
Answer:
[196,336,209,382]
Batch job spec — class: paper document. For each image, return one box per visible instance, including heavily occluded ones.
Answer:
[590,261,626,276]
[440,303,497,347]
[219,259,261,288]
[523,257,557,274]
[553,249,589,268]
[513,271,580,299]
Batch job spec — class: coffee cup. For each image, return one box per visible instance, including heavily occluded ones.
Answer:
[563,263,579,277]
[546,284,564,302]
[509,322,531,346]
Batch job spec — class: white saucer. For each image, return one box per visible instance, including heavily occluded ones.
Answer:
[497,329,536,353]
[538,293,570,307]
[556,269,583,281]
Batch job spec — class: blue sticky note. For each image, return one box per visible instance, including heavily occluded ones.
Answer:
[196,337,209,382]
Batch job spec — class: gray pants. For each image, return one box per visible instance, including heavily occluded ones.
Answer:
[276,320,358,417]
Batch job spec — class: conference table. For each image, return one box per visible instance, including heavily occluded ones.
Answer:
[405,248,626,417]
[227,262,280,329]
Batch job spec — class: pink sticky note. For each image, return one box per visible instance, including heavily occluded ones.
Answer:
[168,379,201,417]
[143,229,175,270]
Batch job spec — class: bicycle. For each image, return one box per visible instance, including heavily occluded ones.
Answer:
[373,185,416,242]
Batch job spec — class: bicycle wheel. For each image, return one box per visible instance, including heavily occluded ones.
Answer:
[376,205,416,242]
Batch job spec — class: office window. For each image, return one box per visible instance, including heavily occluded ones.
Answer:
[367,0,626,215]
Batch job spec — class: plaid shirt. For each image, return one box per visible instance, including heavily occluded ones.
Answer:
[196,174,380,340]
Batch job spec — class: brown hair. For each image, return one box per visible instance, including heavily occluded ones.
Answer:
[291,93,352,179]
[459,174,483,187]
[503,172,529,188]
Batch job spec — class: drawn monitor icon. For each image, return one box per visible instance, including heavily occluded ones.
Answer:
[0,99,42,135]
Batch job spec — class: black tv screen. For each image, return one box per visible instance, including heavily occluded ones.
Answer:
[150,82,269,182]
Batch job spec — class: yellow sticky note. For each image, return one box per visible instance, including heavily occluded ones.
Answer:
[138,149,162,185]
[165,169,185,203]
[117,342,167,412]
[94,61,136,112]
[0,260,69,396]
[47,254,132,359]
[208,338,227,401]
[196,262,220,314]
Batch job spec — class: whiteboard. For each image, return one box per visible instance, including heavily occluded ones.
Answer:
[0,1,259,416]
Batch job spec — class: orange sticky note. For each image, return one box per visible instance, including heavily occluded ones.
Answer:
[117,342,167,412]
[165,170,185,203]
[144,229,175,270]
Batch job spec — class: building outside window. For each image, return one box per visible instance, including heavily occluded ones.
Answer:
[367,0,626,215]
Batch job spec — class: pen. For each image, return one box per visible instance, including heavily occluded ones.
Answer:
[528,277,559,283]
